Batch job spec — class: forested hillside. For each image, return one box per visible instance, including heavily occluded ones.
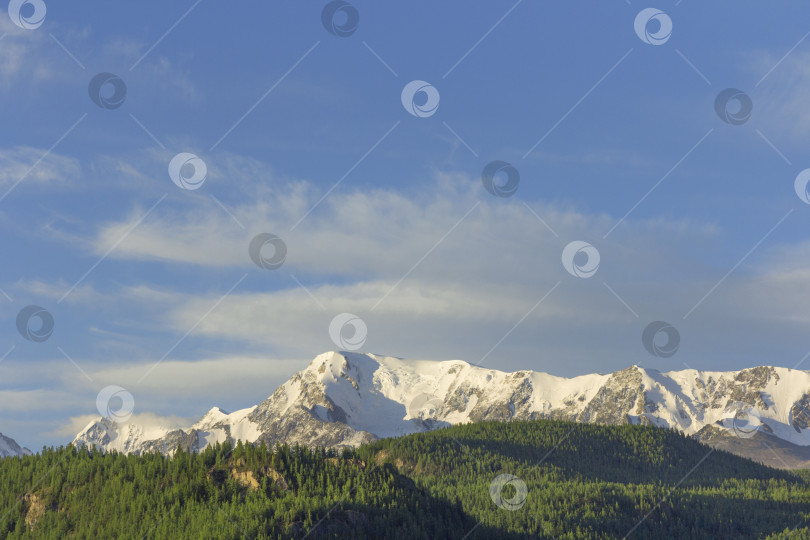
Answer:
[359,420,810,539]
[1,420,809,539]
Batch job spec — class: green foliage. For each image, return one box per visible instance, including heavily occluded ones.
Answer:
[0,420,808,539]
[357,420,810,539]
[0,442,475,539]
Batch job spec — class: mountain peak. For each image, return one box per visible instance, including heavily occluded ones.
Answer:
[195,407,230,427]
[0,432,31,457]
[70,353,810,468]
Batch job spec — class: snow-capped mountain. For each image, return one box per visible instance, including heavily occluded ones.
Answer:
[73,351,810,467]
[0,432,32,458]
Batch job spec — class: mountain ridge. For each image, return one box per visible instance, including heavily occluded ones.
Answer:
[72,351,810,468]
[0,432,31,458]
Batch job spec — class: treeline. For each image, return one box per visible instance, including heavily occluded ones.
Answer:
[357,420,810,539]
[0,441,477,539]
[0,420,808,538]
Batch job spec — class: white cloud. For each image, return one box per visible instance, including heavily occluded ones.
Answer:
[0,17,198,108]
[0,17,52,83]
[748,50,810,141]
[45,412,195,440]
[14,279,99,304]
[90,167,714,281]
[75,163,761,371]
[0,354,305,441]
[0,146,81,187]
[7,155,809,431]
[46,414,101,438]
[89,355,304,398]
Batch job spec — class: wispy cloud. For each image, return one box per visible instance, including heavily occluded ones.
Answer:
[0,146,81,187]
[50,158,798,374]
[749,50,810,140]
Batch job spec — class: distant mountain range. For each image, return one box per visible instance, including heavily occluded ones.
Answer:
[68,351,810,468]
[0,432,31,458]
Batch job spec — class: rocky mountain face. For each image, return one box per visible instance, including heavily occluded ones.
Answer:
[72,352,810,468]
[0,432,32,458]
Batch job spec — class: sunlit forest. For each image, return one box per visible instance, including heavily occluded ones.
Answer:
[1,420,808,539]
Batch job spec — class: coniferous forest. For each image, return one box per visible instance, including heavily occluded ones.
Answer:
[1,419,808,539]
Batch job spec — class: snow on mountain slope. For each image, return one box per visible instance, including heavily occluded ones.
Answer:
[73,406,261,455]
[72,352,810,466]
[0,433,32,457]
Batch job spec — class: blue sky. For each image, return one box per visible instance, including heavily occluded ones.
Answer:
[4,1,810,449]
